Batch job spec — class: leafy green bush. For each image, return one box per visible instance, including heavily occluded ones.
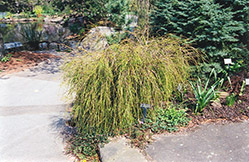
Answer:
[19,11,32,18]
[224,60,246,73]
[149,107,190,133]
[226,93,237,107]
[20,23,43,50]
[42,2,56,16]
[129,106,191,148]
[33,5,43,17]
[62,5,72,15]
[6,12,13,19]
[106,0,130,30]
[62,34,199,135]
[106,32,129,45]
[1,54,12,63]
[189,69,224,113]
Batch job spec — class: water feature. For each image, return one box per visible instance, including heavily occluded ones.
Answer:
[0,21,77,50]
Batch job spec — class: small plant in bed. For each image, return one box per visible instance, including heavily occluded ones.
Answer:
[128,106,191,149]
[15,58,23,62]
[226,93,237,107]
[189,69,224,114]
[1,54,12,63]
[66,132,109,161]
[33,5,43,18]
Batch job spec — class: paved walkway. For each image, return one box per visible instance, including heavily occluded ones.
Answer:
[146,121,249,162]
[1,53,249,162]
[0,57,72,162]
[100,121,249,162]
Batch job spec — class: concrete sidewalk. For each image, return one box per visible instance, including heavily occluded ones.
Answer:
[0,59,72,162]
[0,105,70,162]
[146,121,249,162]
[0,76,65,107]
[100,121,249,162]
[2,57,249,162]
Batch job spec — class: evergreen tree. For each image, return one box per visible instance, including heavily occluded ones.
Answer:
[216,0,249,48]
[151,0,248,71]
[106,0,130,30]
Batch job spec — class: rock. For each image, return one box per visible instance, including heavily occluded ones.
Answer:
[99,137,147,162]
[0,33,4,59]
[50,17,64,23]
[0,24,7,28]
[79,26,115,52]
[124,15,138,31]
[39,43,48,49]
[211,99,222,108]
[49,43,59,50]
[70,40,77,46]
[219,91,229,99]
[4,42,23,50]
[0,12,7,19]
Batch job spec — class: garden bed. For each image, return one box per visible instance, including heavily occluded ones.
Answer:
[0,51,60,76]
[62,34,249,161]
[189,70,249,124]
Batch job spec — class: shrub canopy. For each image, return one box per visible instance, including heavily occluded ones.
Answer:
[62,35,199,134]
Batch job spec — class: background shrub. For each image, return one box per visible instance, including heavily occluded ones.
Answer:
[62,34,199,135]
[106,0,130,30]
[20,23,43,50]
[42,2,57,16]
[33,5,43,17]
[150,0,249,73]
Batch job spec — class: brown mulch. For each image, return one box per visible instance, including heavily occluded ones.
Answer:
[189,70,249,125]
[0,51,61,76]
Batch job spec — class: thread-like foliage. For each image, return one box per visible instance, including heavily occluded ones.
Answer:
[62,35,199,134]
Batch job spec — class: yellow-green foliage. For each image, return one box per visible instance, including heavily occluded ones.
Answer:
[62,35,199,134]
[33,5,43,17]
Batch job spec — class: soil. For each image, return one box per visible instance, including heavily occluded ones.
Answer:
[189,70,249,125]
[0,51,60,76]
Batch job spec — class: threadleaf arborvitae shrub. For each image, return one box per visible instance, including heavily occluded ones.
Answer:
[62,35,199,135]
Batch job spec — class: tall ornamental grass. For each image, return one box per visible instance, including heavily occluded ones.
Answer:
[62,35,199,134]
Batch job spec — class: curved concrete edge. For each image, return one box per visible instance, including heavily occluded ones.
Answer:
[100,137,148,162]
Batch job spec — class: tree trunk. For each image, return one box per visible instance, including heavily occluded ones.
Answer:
[0,33,4,59]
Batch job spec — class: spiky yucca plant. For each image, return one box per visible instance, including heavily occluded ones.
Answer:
[62,34,199,134]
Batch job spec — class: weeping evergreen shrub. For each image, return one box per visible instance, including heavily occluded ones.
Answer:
[62,34,199,134]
